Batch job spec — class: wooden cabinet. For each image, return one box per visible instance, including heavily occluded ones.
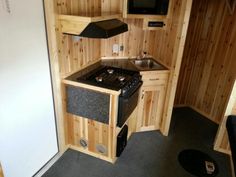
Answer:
[58,13,122,36]
[136,71,169,132]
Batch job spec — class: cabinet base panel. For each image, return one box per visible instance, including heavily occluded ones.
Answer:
[139,126,159,132]
[69,144,117,163]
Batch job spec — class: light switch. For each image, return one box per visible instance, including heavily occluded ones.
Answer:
[112,44,119,54]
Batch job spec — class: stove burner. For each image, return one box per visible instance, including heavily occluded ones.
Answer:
[76,66,141,93]
[118,76,125,82]
[95,76,103,82]
[107,69,114,74]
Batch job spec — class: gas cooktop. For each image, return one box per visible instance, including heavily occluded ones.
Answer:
[76,66,141,96]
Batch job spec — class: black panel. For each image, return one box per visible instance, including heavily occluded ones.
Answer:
[148,21,165,27]
[128,0,169,15]
[226,115,236,176]
[117,83,142,127]
[116,125,128,157]
[80,19,128,38]
[66,85,110,124]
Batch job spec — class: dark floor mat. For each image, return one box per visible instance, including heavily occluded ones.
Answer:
[178,149,219,177]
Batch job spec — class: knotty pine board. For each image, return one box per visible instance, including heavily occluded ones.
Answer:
[214,80,236,154]
[175,0,236,124]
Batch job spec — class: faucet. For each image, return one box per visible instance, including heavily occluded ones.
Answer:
[137,51,147,60]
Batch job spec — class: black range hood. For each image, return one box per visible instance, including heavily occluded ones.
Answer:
[79,19,128,39]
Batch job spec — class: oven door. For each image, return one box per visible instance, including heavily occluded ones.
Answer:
[117,82,142,127]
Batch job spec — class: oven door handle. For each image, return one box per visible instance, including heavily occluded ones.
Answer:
[122,82,142,98]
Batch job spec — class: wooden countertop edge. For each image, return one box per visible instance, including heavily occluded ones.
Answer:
[140,70,170,75]
[58,13,122,23]
[62,79,121,95]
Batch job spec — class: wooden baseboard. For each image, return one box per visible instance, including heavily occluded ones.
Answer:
[174,104,220,124]
[214,146,231,155]
[69,145,116,164]
[173,104,188,108]
[139,126,157,132]
[188,105,220,124]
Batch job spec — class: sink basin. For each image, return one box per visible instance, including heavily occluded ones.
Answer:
[131,58,166,71]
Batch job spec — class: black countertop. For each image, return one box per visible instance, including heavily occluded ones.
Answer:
[101,59,139,71]
[66,58,168,82]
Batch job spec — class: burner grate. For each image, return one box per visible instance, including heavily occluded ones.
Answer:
[76,66,141,92]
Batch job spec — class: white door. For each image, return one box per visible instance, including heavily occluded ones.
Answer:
[0,0,58,177]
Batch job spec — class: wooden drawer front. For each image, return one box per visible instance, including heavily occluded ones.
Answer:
[142,73,169,86]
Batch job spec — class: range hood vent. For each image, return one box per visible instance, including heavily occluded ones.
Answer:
[79,19,128,38]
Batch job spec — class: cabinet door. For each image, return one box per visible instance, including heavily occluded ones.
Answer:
[136,85,166,132]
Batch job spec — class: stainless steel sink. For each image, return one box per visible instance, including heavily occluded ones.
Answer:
[131,58,166,71]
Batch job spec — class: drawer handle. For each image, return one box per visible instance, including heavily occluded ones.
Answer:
[149,78,160,81]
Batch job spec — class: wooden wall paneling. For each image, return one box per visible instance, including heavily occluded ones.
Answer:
[58,35,101,77]
[214,69,236,154]
[173,3,197,104]
[183,0,211,108]
[101,18,146,58]
[175,0,236,125]
[203,7,234,120]
[176,0,216,105]
[160,0,193,135]
[226,0,236,14]
[195,2,226,112]
[211,17,236,122]
[55,0,102,77]
[44,0,67,152]
[155,0,177,67]
[59,0,102,16]
[101,0,121,13]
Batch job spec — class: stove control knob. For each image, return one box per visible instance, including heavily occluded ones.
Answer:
[122,89,127,95]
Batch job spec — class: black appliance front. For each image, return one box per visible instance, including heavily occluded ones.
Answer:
[117,82,142,127]
[116,125,128,157]
[128,0,169,15]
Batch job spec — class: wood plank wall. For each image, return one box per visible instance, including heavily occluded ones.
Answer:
[214,80,236,154]
[55,0,185,74]
[175,0,236,124]
[55,0,102,76]
[101,0,181,68]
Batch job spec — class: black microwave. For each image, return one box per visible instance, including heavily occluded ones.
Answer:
[128,0,169,15]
